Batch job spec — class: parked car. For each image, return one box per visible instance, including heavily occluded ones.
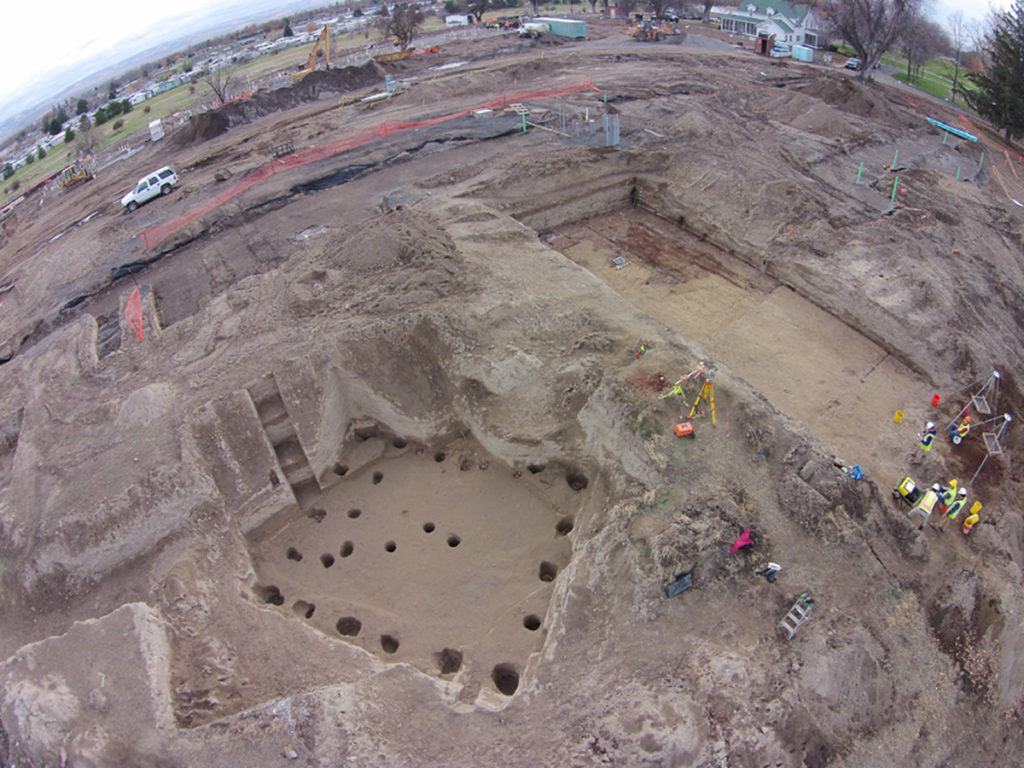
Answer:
[121,166,179,213]
[844,57,862,70]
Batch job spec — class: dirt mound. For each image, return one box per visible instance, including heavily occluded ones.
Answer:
[796,76,905,124]
[171,109,230,148]
[171,61,385,148]
[321,206,459,273]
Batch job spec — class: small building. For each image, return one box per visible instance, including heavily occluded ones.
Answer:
[530,17,587,38]
[445,14,472,27]
[716,1,823,47]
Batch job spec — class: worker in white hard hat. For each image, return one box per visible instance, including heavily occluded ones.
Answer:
[937,487,969,531]
[918,421,937,452]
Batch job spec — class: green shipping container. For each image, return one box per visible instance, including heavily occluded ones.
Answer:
[532,17,587,38]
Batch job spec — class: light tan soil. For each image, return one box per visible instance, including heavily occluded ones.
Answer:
[1,22,1024,768]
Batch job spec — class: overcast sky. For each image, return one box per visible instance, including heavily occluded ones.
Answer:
[0,0,1015,134]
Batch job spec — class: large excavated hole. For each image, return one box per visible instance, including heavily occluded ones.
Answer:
[556,517,574,535]
[248,433,584,686]
[492,664,520,696]
[566,470,588,491]
[333,463,349,476]
[539,561,558,582]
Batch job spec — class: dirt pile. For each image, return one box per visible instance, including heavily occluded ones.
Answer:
[797,76,911,126]
[172,61,385,148]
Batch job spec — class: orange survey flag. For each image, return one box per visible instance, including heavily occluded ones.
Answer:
[125,287,144,341]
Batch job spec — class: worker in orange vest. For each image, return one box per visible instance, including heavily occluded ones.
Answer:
[907,488,938,529]
[949,416,971,444]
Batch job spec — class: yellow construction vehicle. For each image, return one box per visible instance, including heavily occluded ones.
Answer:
[59,161,92,189]
[627,18,677,41]
[292,25,331,82]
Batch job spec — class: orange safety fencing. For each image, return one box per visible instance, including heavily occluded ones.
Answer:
[139,79,602,250]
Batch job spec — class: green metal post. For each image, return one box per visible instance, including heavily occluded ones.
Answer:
[979,151,984,167]
[893,149,898,168]
[891,176,899,202]
[956,166,961,180]
[943,131,948,145]
[522,113,527,133]
[856,161,864,184]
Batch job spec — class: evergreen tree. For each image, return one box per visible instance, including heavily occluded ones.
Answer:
[76,98,88,115]
[966,0,1024,143]
[283,18,295,36]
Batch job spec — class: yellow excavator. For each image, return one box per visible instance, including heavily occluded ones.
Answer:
[59,161,92,189]
[292,25,331,82]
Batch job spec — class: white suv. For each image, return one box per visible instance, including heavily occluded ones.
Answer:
[121,166,179,212]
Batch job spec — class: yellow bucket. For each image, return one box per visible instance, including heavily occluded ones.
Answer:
[894,410,904,424]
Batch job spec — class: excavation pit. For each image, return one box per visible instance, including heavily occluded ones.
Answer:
[248,434,585,688]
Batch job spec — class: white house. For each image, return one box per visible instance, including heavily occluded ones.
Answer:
[716,1,823,47]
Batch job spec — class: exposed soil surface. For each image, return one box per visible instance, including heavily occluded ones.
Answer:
[1,21,1024,768]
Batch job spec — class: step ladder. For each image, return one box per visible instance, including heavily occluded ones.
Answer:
[508,102,529,116]
[778,593,814,640]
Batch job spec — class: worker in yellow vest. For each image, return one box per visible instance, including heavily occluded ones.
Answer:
[936,487,968,531]
[908,488,938,529]
[918,421,937,452]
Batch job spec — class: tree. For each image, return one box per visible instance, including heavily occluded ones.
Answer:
[619,0,638,22]
[121,98,133,114]
[649,0,673,20]
[378,3,425,51]
[108,80,118,100]
[203,66,237,104]
[468,0,488,22]
[353,6,363,16]
[701,0,713,23]
[900,15,949,80]
[47,118,62,135]
[64,127,75,143]
[966,0,1024,143]
[820,0,921,79]
[283,18,295,36]
[2,163,13,180]
[25,153,34,165]
[37,146,46,159]
[76,98,88,115]
[948,12,968,103]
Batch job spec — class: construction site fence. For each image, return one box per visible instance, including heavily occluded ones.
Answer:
[139,79,602,251]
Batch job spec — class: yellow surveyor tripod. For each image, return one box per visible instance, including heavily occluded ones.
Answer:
[688,368,716,426]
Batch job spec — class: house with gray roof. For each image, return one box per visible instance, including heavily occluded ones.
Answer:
[715,1,824,47]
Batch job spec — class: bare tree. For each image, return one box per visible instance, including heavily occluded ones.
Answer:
[948,12,969,101]
[820,0,921,79]
[619,0,638,23]
[76,115,97,155]
[702,0,714,24]
[378,3,425,51]
[203,66,237,105]
[649,0,673,21]
[468,0,488,22]
[900,15,949,80]
[528,0,540,14]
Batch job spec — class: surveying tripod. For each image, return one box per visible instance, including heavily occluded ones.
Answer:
[688,368,716,426]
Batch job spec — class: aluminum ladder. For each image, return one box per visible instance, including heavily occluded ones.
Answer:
[778,593,814,640]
